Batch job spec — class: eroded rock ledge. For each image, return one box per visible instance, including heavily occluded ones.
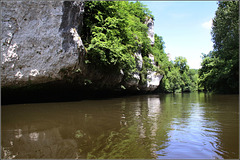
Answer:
[1,1,163,104]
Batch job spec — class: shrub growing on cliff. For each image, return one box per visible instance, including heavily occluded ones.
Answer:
[81,1,198,92]
[81,1,154,76]
[152,34,169,75]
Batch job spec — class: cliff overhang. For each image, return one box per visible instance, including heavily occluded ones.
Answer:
[1,1,163,104]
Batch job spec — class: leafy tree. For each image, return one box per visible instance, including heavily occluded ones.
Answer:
[174,56,189,74]
[81,1,154,77]
[166,67,183,93]
[152,34,169,75]
[188,69,198,91]
[199,1,239,93]
[157,55,198,93]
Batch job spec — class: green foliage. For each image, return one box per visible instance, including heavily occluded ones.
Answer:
[174,56,189,74]
[188,69,198,91]
[199,1,239,93]
[81,1,198,93]
[166,67,182,92]
[150,34,198,93]
[82,1,153,76]
[75,130,85,138]
[152,34,169,75]
[86,126,153,159]
[158,56,198,93]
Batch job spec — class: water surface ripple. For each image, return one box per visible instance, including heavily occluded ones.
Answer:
[1,93,239,159]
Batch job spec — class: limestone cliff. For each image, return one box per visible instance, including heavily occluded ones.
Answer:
[1,1,162,103]
[1,1,83,87]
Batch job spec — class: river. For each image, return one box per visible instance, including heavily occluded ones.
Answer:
[1,93,239,159]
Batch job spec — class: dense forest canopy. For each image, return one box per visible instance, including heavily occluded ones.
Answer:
[199,1,239,93]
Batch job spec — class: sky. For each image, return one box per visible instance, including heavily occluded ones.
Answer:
[141,1,219,69]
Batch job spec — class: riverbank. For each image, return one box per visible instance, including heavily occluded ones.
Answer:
[2,82,156,105]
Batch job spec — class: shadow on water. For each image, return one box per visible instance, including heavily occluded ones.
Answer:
[1,93,239,159]
[1,81,146,105]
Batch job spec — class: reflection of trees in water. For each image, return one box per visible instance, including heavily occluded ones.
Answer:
[1,101,122,159]
[2,127,78,159]
[85,95,170,159]
[155,93,238,159]
[2,93,236,159]
[0,94,190,159]
[2,97,172,159]
[197,93,239,159]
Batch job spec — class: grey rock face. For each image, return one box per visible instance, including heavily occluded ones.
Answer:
[135,51,143,71]
[145,54,163,91]
[146,18,154,46]
[1,1,83,87]
[1,1,162,94]
[124,18,162,91]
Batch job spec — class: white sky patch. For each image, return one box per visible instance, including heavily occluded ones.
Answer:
[165,45,210,69]
[188,58,202,69]
[202,19,213,30]
[169,54,201,69]
[141,1,218,69]
[170,13,189,19]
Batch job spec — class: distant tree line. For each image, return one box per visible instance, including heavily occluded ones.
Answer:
[152,34,198,93]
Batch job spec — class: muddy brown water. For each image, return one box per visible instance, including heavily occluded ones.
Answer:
[1,93,239,159]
